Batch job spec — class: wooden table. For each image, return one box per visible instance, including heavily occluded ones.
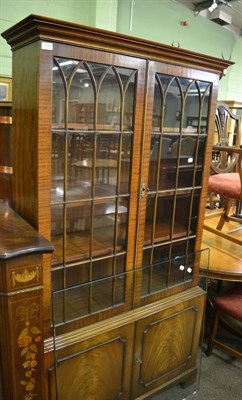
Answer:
[200,228,242,282]
[73,159,117,183]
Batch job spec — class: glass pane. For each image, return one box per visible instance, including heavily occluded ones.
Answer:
[152,78,162,130]
[174,193,192,238]
[52,59,68,130]
[161,135,179,190]
[66,263,90,287]
[115,254,126,274]
[141,266,150,295]
[142,248,151,266]
[163,76,181,130]
[113,274,125,304]
[65,202,91,262]
[51,131,65,203]
[51,205,63,266]
[68,64,95,128]
[153,244,171,264]
[67,132,94,200]
[55,58,79,82]
[93,199,115,257]
[177,136,197,188]
[151,262,168,291]
[64,285,90,321]
[183,80,199,132]
[155,195,174,242]
[124,82,135,130]
[169,255,187,285]
[117,198,128,251]
[91,278,113,312]
[190,190,201,234]
[144,195,155,245]
[98,67,121,130]
[51,268,64,292]
[196,136,206,186]
[200,81,211,134]
[148,134,159,191]
[120,134,132,194]
[95,134,119,196]
[92,257,113,281]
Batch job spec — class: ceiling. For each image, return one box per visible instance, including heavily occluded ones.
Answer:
[176,0,242,35]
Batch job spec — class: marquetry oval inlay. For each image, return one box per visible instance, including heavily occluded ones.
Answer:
[11,265,41,289]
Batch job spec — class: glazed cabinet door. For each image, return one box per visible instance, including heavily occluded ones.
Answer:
[49,323,135,400]
[135,61,217,303]
[50,46,146,323]
[131,292,205,398]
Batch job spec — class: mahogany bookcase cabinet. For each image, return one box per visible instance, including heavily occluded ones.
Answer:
[2,15,232,400]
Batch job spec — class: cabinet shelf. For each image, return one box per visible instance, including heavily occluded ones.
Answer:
[144,221,191,245]
[51,225,125,267]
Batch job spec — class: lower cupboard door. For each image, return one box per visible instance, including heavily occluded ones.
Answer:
[49,323,135,400]
[131,294,205,398]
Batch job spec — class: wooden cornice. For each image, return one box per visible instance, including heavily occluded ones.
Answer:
[2,14,234,75]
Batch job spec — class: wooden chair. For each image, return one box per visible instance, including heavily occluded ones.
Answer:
[204,102,242,244]
[207,284,242,358]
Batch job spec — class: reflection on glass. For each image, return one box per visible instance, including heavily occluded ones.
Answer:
[52,271,127,325]
[155,195,174,242]
[117,198,128,250]
[92,258,113,281]
[153,244,170,264]
[98,67,121,129]
[190,190,200,234]
[66,202,91,262]
[169,255,187,286]
[68,67,95,127]
[124,83,135,130]
[92,278,113,312]
[95,134,118,196]
[120,134,132,194]
[141,255,193,297]
[152,73,211,134]
[51,204,63,266]
[142,248,151,267]
[116,254,126,274]
[140,247,207,297]
[51,132,65,203]
[93,199,115,256]
[51,269,64,292]
[162,75,181,130]
[144,195,155,245]
[67,132,94,201]
[174,193,192,237]
[66,263,90,287]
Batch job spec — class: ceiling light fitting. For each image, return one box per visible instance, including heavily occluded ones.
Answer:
[208,0,218,12]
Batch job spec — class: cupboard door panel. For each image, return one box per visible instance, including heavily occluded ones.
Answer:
[50,324,135,400]
[132,293,205,398]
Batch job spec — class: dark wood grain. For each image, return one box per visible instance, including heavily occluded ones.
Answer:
[0,201,54,259]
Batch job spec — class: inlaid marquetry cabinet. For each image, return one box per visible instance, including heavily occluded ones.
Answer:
[2,15,232,399]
